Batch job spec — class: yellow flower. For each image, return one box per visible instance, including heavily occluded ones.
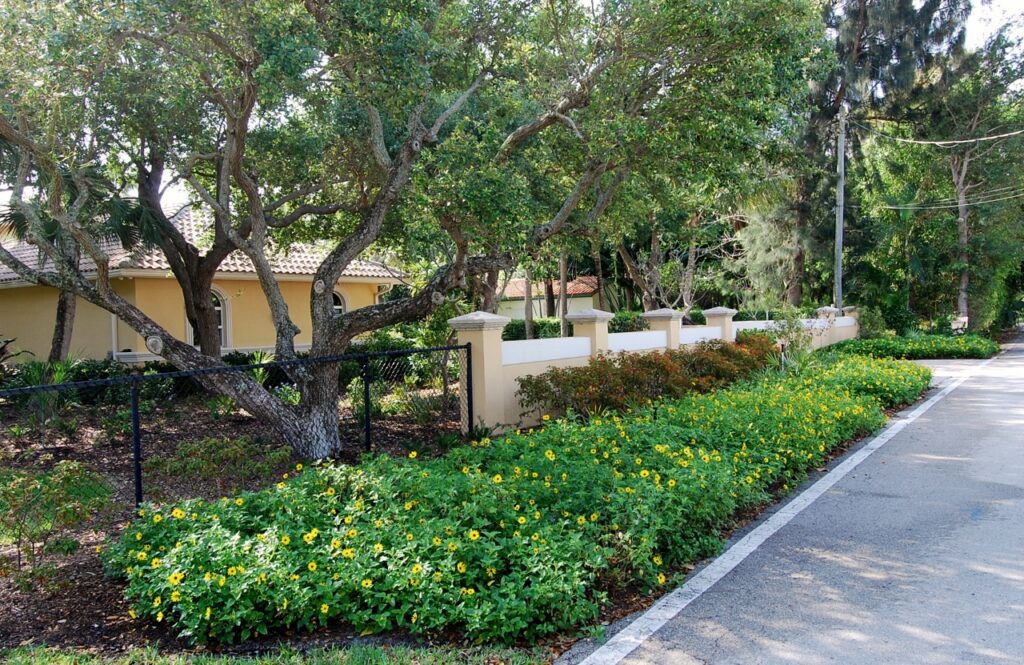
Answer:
[373,543,384,554]
[657,573,667,584]
[468,529,480,541]
[431,536,442,546]
[342,548,356,559]
[128,609,137,620]
[492,474,503,484]
[171,508,186,519]
[219,576,226,587]
[156,611,164,622]
[321,603,329,614]
[152,514,163,524]
[542,414,551,421]
[457,561,467,573]
[517,516,527,525]
[545,449,556,461]
[404,501,414,510]
[406,532,415,541]
[170,591,181,602]
[152,596,162,607]
[447,541,458,552]
[325,487,336,496]
[135,532,142,541]
[136,551,147,561]
[361,578,373,589]
[576,515,587,526]
[277,482,286,490]
[462,587,476,595]
[235,497,244,506]
[281,535,291,545]
[408,451,418,459]
[227,566,237,576]
[331,538,341,549]
[308,561,318,572]
[295,463,303,471]
[652,554,663,566]
[168,572,184,585]
[150,558,162,568]
[411,563,423,575]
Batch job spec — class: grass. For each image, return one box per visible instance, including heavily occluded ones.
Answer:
[2,645,550,665]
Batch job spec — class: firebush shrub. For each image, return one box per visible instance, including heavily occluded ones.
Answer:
[516,335,777,418]
[102,352,927,645]
[831,334,998,359]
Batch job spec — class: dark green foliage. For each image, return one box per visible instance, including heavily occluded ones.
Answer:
[501,318,566,341]
[608,311,649,333]
[833,334,999,359]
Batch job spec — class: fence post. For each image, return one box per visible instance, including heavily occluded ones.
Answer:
[448,311,510,433]
[464,342,474,431]
[361,355,372,450]
[641,308,684,350]
[130,375,143,507]
[566,308,614,356]
[703,307,738,342]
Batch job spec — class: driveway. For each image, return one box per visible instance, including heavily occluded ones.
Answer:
[560,339,1024,665]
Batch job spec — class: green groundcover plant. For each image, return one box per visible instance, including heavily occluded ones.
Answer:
[102,356,930,645]
[831,334,999,359]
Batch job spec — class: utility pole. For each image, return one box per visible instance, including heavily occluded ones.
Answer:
[834,105,846,310]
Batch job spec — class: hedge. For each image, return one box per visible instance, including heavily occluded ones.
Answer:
[832,334,999,359]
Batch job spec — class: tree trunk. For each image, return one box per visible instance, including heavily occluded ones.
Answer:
[617,242,655,311]
[956,188,971,323]
[477,267,501,314]
[524,267,535,339]
[558,251,569,336]
[591,239,607,311]
[48,289,76,363]
[680,238,697,315]
[544,279,556,317]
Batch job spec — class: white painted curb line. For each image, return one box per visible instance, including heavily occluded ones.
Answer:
[573,354,1001,665]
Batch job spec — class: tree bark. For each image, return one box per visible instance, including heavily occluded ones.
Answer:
[558,251,569,336]
[47,289,76,363]
[952,157,972,323]
[544,278,556,317]
[591,239,607,311]
[618,242,655,310]
[524,267,535,339]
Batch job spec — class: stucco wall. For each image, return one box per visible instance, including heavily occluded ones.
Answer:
[497,294,598,320]
[0,279,136,360]
[2,276,384,361]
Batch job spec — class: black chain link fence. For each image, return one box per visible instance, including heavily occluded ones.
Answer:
[0,345,470,584]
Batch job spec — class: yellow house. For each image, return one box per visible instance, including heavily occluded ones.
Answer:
[0,209,404,362]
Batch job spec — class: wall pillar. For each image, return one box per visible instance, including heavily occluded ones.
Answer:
[703,306,738,342]
[815,306,840,348]
[448,311,510,433]
[567,308,614,357]
[642,308,684,350]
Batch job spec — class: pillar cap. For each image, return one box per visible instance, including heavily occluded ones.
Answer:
[448,311,511,331]
[703,306,738,317]
[841,306,858,315]
[816,306,841,317]
[566,308,615,323]
[642,307,685,321]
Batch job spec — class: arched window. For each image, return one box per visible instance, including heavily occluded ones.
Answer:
[332,292,346,317]
[188,289,228,348]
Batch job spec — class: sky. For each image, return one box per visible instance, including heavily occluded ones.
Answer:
[966,0,1023,50]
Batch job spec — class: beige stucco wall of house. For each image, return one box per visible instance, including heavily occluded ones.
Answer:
[497,294,599,320]
[2,276,384,361]
[0,279,137,360]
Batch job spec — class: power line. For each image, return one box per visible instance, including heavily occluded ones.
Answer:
[875,183,1023,207]
[852,121,1024,147]
[853,187,1024,210]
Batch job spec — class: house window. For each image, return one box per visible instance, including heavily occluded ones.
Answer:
[188,290,228,348]
[332,292,346,317]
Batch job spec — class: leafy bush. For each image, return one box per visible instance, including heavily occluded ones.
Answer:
[1,462,112,579]
[607,311,649,333]
[104,353,923,645]
[832,334,998,359]
[855,305,890,339]
[805,355,932,408]
[516,335,776,418]
[501,318,566,341]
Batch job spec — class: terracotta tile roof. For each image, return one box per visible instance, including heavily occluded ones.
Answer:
[0,207,403,285]
[503,275,599,299]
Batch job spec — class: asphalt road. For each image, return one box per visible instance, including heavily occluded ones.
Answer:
[561,339,1024,665]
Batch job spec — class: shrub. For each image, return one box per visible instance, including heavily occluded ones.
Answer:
[832,334,998,360]
[806,355,932,408]
[501,318,565,341]
[607,311,649,333]
[1,462,112,579]
[104,353,921,645]
[516,335,776,418]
